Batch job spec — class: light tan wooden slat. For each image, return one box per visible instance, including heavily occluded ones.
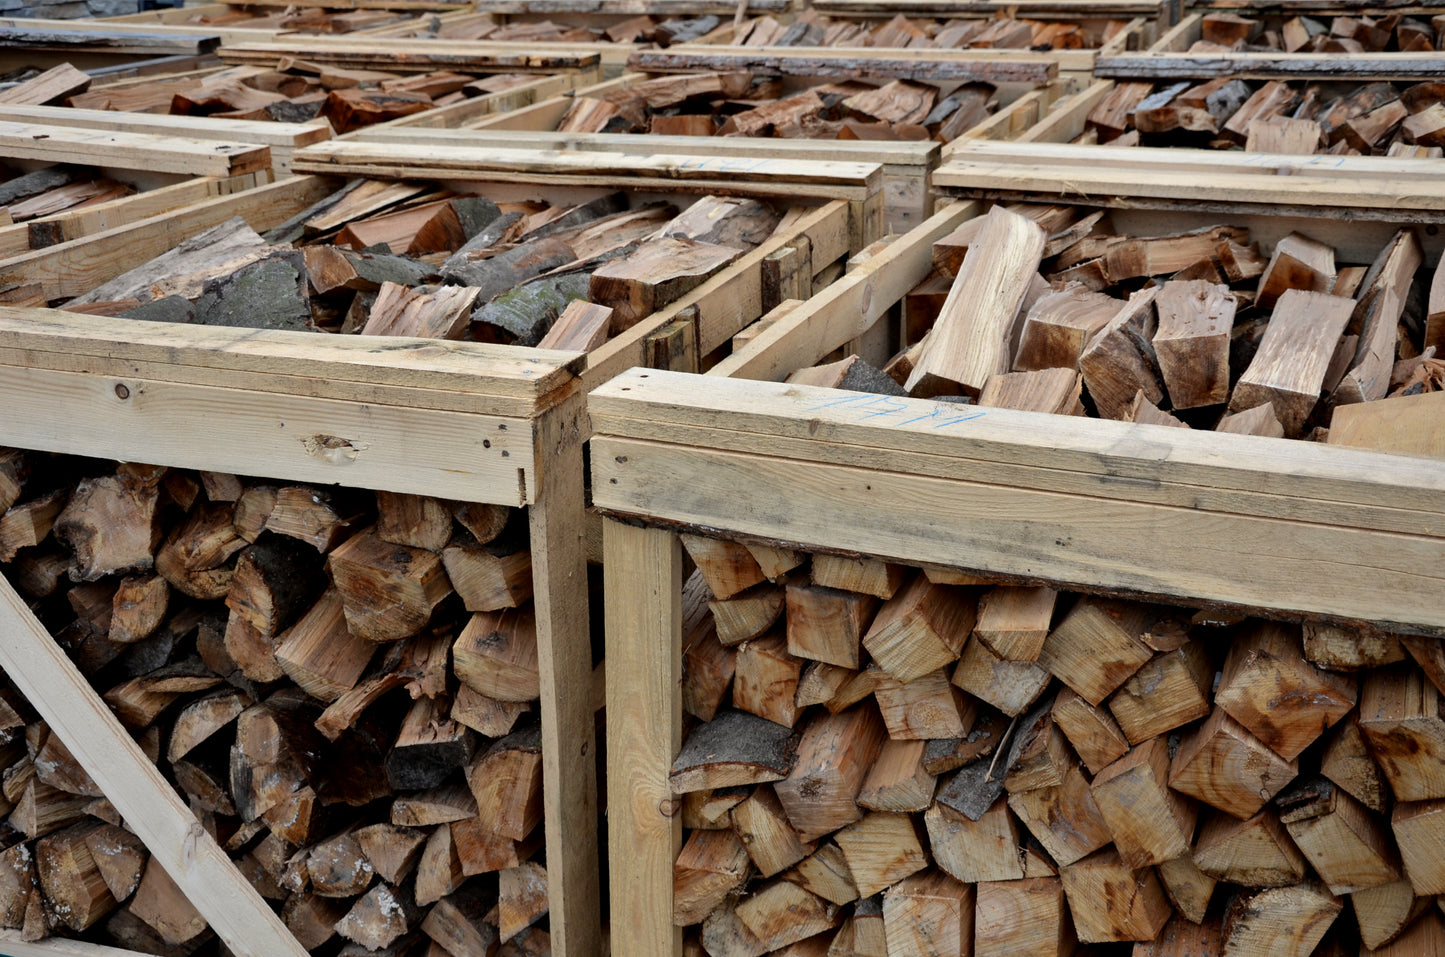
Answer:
[527,389,600,957]
[604,518,684,957]
[0,104,331,149]
[291,141,881,196]
[0,123,269,177]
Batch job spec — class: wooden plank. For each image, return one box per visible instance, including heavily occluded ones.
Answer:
[219,39,598,72]
[0,307,579,414]
[355,126,938,174]
[1097,52,1445,79]
[526,389,598,957]
[604,519,683,956]
[935,141,1445,215]
[0,104,332,150]
[291,142,881,198]
[0,931,149,955]
[0,355,540,505]
[0,575,308,957]
[0,123,269,178]
[589,370,1445,635]
[712,200,980,380]
[0,24,217,56]
[626,47,1058,84]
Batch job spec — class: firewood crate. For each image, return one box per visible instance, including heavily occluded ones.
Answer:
[0,316,595,956]
[0,154,881,389]
[90,46,603,137]
[591,190,1445,955]
[0,120,278,268]
[0,145,879,955]
[356,65,1073,236]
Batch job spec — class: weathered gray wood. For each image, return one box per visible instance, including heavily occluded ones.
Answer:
[1097,53,1445,80]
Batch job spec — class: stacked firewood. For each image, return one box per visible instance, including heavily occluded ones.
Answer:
[63,63,539,132]
[1194,11,1443,53]
[1,166,135,226]
[734,11,1127,51]
[822,204,1445,446]
[558,70,997,143]
[43,182,783,353]
[671,537,1445,954]
[1083,77,1445,155]
[0,450,554,953]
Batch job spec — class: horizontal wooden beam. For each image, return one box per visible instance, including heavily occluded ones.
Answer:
[0,122,269,177]
[354,127,938,171]
[1097,51,1445,79]
[589,369,1445,636]
[218,39,599,72]
[0,24,217,54]
[936,141,1445,215]
[0,931,150,956]
[1,104,331,150]
[0,306,581,415]
[292,142,882,198]
[626,47,1058,84]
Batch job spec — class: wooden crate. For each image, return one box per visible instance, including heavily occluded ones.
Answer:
[0,312,596,955]
[357,68,1076,234]
[34,55,599,145]
[588,197,1445,954]
[0,149,881,389]
[0,125,278,264]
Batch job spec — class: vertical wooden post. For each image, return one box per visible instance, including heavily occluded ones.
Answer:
[605,518,684,957]
[0,575,309,957]
[528,388,601,957]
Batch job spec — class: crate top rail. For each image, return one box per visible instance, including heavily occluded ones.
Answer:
[589,367,1445,635]
[935,139,1445,220]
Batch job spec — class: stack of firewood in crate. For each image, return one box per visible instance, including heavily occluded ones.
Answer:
[1083,77,1444,155]
[731,11,1128,51]
[0,449,553,954]
[670,534,1445,955]
[834,203,1444,445]
[555,70,997,145]
[1193,11,1443,53]
[20,179,783,354]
